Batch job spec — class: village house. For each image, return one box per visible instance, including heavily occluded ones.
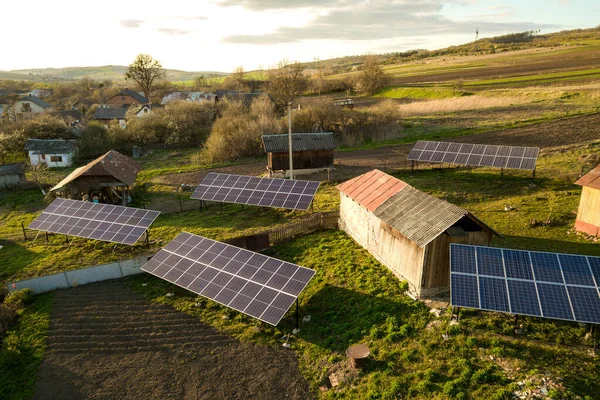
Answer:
[262,132,336,176]
[93,107,127,129]
[104,89,149,108]
[337,169,498,298]
[15,96,52,115]
[161,91,216,105]
[50,150,141,205]
[25,139,77,168]
[0,163,26,190]
[574,164,600,237]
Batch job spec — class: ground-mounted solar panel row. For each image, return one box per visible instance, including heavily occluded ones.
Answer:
[407,140,539,171]
[191,172,320,210]
[141,231,316,326]
[27,198,160,245]
[450,244,600,324]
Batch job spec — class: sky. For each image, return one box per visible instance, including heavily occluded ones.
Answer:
[1,0,597,73]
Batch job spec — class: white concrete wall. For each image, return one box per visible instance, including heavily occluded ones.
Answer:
[28,151,73,167]
[7,255,150,294]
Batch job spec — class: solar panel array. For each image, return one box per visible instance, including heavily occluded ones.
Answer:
[191,172,320,210]
[407,141,539,171]
[450,244,600,324]
[27,198,160,245]
[141,231,316,325]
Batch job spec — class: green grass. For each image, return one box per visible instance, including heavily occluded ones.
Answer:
[464,68,600,88]
[374,86,467,99]
[128,229,600,399]
[0,292,54,400]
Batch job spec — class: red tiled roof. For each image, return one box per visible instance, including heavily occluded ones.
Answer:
[575,164,600,190]
[336,169,407,212]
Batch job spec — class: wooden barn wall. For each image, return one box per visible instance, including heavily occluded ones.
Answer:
[269,150,334,170]
[421,231,492,291]
[0,174,24,189]
[576,186,600,229]
[339,194,425,294]
[376,221,425,293]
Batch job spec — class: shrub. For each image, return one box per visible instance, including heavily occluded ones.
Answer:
[4,288,32,307]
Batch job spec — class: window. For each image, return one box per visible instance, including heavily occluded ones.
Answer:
[50,156,63,162]
[21,103,31,112]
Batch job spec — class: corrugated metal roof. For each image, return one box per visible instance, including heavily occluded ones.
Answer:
[262,133,336,153]
[575,164,600,190]
[336,169,407,212]
[93,107,127,120]
[338,169,499,247]
[51,150,141,191]
[0,163,25,176]
[374,186,470,247]
[25,139,77,153]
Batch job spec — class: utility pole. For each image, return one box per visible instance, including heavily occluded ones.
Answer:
[475,27,479,42]
[288,101,293,179]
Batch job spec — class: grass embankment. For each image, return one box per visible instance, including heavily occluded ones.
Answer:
[0,292,54,400]
[374,86,466,99]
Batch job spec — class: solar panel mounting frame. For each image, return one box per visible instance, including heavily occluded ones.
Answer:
[407,140,539,171]
[140,231,316,326]
[450,243,600,325]
[27,198,160,245]
[190,172,320,211]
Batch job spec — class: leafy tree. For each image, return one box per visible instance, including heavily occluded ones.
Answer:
[221,66,249,92]
[125,54,166,101]
[265,60,307,109]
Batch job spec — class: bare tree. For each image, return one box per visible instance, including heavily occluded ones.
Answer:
[354,55,389,95]
[125,54,166,101]
[265,60,307,108]
[222,66,249,92]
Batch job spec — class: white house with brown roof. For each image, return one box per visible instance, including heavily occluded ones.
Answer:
[337,169,498,297]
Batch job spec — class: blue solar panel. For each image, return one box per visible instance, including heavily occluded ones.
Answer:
[450,244,600,324]
[536,283,574,321]
[530,252,563,283]
[450,245,476,274]
[587,257,600,287]
[479,277,510,312]
[559,254,595,286]
[567,286,600,324]
[451,274,479,308]
[507,280,541,316]
[503,249,534,280]
[476,247,504,277]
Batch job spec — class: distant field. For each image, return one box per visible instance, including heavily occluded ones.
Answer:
[374,86,464,99]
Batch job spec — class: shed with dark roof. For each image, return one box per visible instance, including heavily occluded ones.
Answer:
[574,164,600,236]
[337,169,499,297]
[0,163,26,190]
[50,150,141,205]
[262,132,336,173]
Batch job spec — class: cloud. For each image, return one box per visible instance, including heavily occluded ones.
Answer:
[120,19,144,28]
[157,28,194,35]
[217,0,339,10]
[221,1,557,45]
[166,16,208,20]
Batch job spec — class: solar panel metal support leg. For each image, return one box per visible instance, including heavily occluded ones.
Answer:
[145,230,150,248]
[293,298,300,333]
[532,168,536,178]
[411,161,414,175]
[501,168,504,176]
[31,230,41,246]
[45,231,49,242]
[64,235,69,244]
[593,325,597,356]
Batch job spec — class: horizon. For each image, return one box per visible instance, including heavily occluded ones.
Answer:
[2,0,598,72]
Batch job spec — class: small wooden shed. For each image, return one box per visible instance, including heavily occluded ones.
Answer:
[262,132,335,173]
[337,169,499,298]
[50,150,140,205]
[574,164,600,237]
[0,163,26,190]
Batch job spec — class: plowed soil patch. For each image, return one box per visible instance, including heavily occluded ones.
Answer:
[33,280,312,400]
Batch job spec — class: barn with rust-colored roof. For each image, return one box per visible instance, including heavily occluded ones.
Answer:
[337,169,499,297]
[50,150,141,205]
[574,164,600,237]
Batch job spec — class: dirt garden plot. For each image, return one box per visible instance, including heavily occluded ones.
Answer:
[33,280,312,400]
